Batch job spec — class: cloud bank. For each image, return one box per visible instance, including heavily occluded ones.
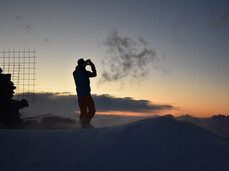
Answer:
[93,94,173,113]
[17,92,174,117]
[100,29,158,83]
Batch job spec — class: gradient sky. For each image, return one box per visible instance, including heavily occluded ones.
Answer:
[0,0,229,117]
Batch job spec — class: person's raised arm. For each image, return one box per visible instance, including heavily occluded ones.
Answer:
[87,60,97,77]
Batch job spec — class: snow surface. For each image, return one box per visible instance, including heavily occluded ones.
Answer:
[1,116,229,171]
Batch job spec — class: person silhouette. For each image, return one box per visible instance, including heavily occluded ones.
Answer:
[73,58,97,128]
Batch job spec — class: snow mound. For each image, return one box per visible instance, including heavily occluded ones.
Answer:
[1,116,229,171]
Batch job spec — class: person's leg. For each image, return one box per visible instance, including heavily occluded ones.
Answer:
[78,95,95,128]
[78,96,88,122]
[86,95,96,121]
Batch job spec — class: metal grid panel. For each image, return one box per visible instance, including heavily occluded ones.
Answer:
[0,49,36,102]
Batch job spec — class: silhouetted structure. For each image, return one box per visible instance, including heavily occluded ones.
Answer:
[0,68,15,102]
[0,68,29,128]
[73,58,97,128]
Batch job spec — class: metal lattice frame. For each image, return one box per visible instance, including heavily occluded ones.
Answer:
[0,49,36,102]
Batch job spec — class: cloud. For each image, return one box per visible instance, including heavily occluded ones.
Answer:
[93,94,174,113]
[219,15,229,23]
[25,24,32,33]
[209,14,229,29]
[44,37,49,43]
[16,92,175,118]
[15,16,23,22]
[15,16,32,33]
[19,92,78,117]
[100,29,158,83]
[14,16,48,43]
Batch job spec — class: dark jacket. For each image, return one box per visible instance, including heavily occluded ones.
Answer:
[73,64,96,97]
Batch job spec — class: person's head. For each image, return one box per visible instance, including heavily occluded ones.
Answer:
[77,58,86,66]
[0,68,2,74]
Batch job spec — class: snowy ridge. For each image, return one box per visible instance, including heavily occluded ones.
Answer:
[1,116,229,171]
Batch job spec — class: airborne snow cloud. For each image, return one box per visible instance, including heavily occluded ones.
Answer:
[100,29,158,83]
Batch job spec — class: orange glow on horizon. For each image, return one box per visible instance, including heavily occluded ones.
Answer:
[76,111,156,117]
[97,111,229,118]
[96,111,153,117]
[75,109,228,118]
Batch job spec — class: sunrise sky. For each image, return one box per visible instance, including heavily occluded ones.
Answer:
[1,0,229,117]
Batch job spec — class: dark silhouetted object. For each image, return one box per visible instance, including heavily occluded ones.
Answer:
[73,58,97,128]
[0,68,29,128]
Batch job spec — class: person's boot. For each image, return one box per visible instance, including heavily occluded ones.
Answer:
[79,119,93,129]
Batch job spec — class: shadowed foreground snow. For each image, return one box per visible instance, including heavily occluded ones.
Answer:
[1,116,229,171]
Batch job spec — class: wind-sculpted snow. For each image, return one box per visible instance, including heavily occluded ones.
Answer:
[1,117,229,171]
